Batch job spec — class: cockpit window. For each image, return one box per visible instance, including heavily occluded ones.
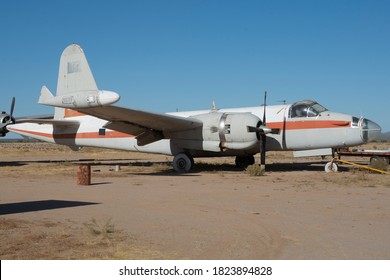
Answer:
[289,100,327,118]
[352,116,359,127]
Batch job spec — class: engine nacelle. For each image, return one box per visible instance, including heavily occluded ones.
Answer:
[0,112,15,136]
[169,112,261,152]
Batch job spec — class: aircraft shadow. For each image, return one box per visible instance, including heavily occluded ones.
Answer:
[0,158,141,165]
[191,161,349,173]
[266,162,350,172]
[124,161,348,175]
[0,162,27,167]
[1,159,348,176]
[0,200,100,215]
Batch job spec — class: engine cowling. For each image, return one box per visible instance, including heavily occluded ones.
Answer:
[0,112,15,136]
[181,112,261,151]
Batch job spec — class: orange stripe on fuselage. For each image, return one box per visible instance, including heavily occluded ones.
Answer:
[9,128,134,139]
[267,120,350,130]
[10,120,350,141]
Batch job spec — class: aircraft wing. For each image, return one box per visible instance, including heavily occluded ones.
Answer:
[16,118,79,126]
[76,105,203,145]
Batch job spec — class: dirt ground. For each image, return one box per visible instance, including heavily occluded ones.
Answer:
[0,142,389,260]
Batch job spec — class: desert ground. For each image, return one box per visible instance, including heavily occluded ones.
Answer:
[0,141,389,260]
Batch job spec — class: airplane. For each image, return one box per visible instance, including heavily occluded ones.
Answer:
[1,44,382,172]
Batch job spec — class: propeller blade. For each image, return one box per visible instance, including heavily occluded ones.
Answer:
[10,97,15,117]
[260,91,267,167]
[260,134,266,166]
[271,128,281,134]
[247,125,272,134]
[263,91,267,125]
[248,125,280,135]
[247,126,258,133]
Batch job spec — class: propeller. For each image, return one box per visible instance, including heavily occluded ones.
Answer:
[0,97,16,134]
[260,91,267,167]
[247,91,281,168]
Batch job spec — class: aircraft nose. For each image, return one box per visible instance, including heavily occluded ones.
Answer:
[361,118,382,143]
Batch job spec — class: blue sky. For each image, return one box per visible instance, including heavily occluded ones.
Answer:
[1,0,389,137]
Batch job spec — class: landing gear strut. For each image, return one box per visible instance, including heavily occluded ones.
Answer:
[172,153,194,173]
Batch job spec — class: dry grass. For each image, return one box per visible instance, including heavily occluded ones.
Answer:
[245,164,265,176]
[0,141,389,259]
[0,218,168,260]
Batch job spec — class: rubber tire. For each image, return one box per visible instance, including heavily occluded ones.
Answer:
[235,156,255,169]
[172,153,193,173]
[325,162,338,172]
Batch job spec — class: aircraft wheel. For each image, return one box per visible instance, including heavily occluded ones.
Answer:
[173,153,193,173]
[235,156,255,169]
[325,161,338,172]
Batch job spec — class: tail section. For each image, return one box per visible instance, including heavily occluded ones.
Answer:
[39,44,119,119]
[56,44,98,95]
[54,44,97,120]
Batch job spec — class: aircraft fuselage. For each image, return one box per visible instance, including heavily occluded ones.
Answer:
[8,102,381,158]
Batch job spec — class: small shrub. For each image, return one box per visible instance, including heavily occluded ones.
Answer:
[245,164,265,176]
[84,218,115,237]
[369,157,389,172]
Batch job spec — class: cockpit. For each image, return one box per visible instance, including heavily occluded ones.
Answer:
[289,100,328,118]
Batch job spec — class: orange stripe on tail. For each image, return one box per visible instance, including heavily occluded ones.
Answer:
[64,109,86,118]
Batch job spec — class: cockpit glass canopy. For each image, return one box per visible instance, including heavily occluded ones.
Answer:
[289,100,327,118]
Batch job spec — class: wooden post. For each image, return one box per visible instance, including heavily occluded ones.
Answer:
[77,165,91,185]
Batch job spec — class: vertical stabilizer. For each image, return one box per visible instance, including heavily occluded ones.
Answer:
[57,44,98,95]
[55,44,98,119]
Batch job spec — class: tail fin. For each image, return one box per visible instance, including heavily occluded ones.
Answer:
[57,44,98,95]
[54,44,97,119]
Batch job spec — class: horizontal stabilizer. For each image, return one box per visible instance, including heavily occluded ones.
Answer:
[38,85,120,109]
[38,86,54,104]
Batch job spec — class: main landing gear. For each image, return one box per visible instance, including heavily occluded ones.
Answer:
[172,154,256,173]
[172,153,194,173]
[235,155,255,169]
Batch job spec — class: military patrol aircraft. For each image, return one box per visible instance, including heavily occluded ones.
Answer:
[1,44,381,172]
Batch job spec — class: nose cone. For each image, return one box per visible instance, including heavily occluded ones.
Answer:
[361,118,382,143]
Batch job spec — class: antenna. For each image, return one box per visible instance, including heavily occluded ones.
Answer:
[211,100,216,111]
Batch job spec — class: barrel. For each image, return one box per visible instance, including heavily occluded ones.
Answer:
[77,165,91,185]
